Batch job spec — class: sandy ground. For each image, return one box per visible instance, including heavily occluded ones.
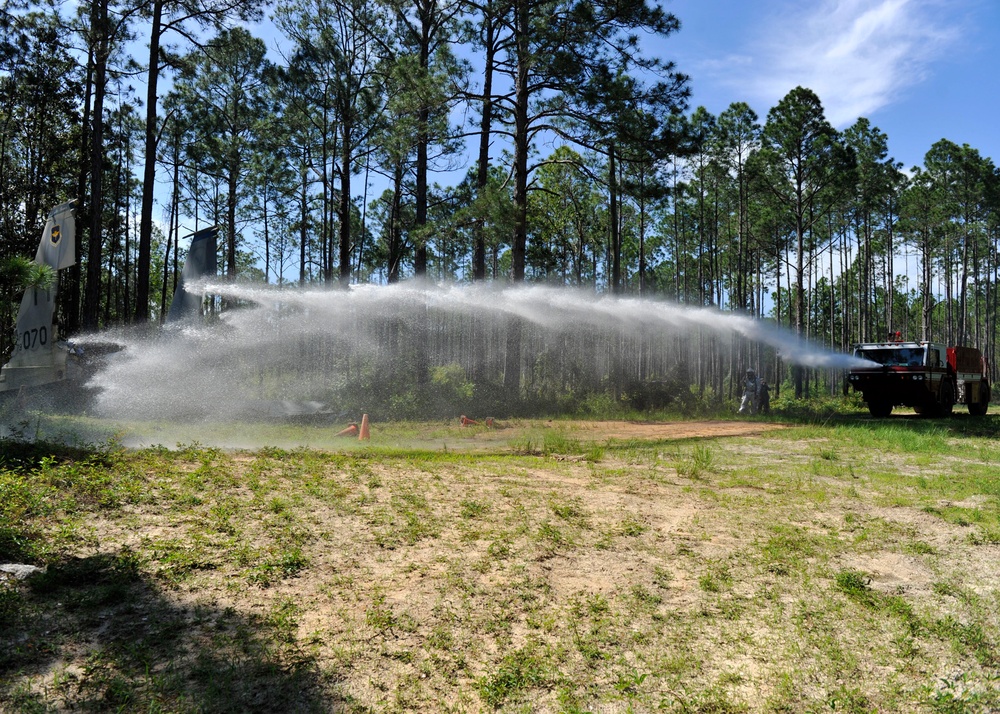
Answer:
[97,416,791,451]
[551,419,790,441]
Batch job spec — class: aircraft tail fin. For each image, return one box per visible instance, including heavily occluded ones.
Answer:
[166,226,218,323]
[1,201,77,392]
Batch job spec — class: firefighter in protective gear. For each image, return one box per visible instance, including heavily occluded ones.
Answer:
[758,380,771,414]
[739,369,760,414]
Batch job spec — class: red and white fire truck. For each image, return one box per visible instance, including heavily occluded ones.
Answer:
[847,336,991,418]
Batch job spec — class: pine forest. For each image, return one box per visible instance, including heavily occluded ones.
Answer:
[2,0,999,413]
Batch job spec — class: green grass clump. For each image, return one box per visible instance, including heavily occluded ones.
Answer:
[478,647,548,708]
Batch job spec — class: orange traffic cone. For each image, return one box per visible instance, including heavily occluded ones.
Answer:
[336,423,358,437]
[460,415,479,426]
[485,417,494,428]
[359,414,370,441]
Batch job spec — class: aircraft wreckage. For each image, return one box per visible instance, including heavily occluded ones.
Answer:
[1,203,333,421]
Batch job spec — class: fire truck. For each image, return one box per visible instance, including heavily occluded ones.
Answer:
[847,336,991,418]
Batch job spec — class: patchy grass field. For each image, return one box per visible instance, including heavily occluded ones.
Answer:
[2,416,1000,712]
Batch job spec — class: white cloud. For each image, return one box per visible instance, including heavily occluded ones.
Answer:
[723,0,968,127]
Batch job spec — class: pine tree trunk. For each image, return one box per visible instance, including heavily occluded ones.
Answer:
[83,0,109,330]
[609,143,620,294]
[135,0,163,323]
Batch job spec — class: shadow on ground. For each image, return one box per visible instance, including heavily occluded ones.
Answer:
[1,552,336,713]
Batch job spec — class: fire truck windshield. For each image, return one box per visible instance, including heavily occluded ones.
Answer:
[854,347,925,367]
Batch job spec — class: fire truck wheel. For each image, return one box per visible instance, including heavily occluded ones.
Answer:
[868,400,892,418]
[938,381,954,417]
[968,381,990,416]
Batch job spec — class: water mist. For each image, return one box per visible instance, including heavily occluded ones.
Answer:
[81,283,870,426]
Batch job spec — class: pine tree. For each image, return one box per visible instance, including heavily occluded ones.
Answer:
[752,86,855,397]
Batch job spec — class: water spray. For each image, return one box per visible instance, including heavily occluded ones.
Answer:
[78,282,871,425]
[198,281,872,369]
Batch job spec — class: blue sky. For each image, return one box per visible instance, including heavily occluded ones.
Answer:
[662,0,999,171]
[245,0,996,174]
